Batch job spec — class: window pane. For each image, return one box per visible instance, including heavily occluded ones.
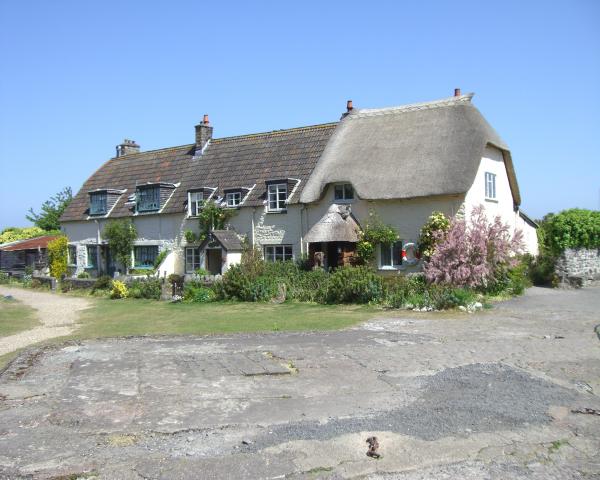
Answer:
[380,244,392,266]
[392,241,403,265]
[344,184,354,199]
[334,185,344,199]
[87,246,98,268]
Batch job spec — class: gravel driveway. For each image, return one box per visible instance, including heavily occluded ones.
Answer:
[0,286,599,479]
[0,286,91,356]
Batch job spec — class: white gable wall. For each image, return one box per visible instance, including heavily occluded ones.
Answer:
[464,145,538,255]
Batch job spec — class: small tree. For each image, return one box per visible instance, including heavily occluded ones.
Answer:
[103,220,137,272]
[197,200,236,241]
[26,187,73,231]
[47,236,68,279]
[424,205,524,289]
[0,226,58,244]
[418,211,450,260]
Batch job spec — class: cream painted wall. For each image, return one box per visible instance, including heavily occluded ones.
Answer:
[463,146,538,255]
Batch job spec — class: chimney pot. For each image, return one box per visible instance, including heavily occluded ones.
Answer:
[195,116,213,154]
[454,88,461,97]
[203,114,209,125]
[346,100,353,112]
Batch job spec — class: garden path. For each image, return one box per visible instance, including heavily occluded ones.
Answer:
[0,286,91,356]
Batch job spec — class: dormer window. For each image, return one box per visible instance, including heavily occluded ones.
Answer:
[226,191,241,208]
[188,190,204,216]
[334,183,354,201]
[137,186,160,212]
[267,183,287,212]
[90,191,107,215]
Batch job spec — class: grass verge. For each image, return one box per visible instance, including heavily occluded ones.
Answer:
[0,296,40,337]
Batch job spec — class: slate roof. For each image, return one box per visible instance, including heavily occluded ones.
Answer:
[61,123,337,222]
[204,230,243,251]
[300,94,521,205]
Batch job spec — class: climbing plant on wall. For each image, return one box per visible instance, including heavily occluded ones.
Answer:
[356,211,399,263]
[197,201,236,242]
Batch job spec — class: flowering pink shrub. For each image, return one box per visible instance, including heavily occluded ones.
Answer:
[424,206,524,289]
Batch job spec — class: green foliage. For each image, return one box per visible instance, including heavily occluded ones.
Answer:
[92,275,113,292]
[110,280,128,299]
[183,281,217,303]
[539,209,600,255]
[103,220,137,271]
[77,271,90,279]
[153,249,169,269]
[418,211,450,260]
[197,201,237,241]
[0,272,9,284]
[47,236,68,279]
[356,211,399,263]
[526,253,558,286]
[326,265,383,304]
[127,278,162,300]
[0,226,60,244]
[195,268,210,276]
[26,186,73,231]
[184,230,197,244]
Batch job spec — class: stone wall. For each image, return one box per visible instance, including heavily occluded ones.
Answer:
[555,248,600,288]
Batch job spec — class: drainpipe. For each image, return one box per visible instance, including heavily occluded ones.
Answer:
[251,208,256,247]
[299,203,305,256]
[95,220,101,273]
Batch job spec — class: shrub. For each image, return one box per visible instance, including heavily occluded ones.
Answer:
[153,249,169,269]
[418,212,451,260]
[103,220,137,272]
[0,272,9,284]
[356,212,399,264]
[287,269,330,303]
[30,278,43,289]
[195,268,210,276]
[183,281,216,303]
[127,278,161,299]
[197,201,237,242]
[0,226,59,245]
[184,230,197,244]
[424,205,524,290]
[47,236,68,279]
[327,265,383,304]
[77,271,90,279]
[110,280,128,299]
[92,275,113,292]
[541,209,600,255]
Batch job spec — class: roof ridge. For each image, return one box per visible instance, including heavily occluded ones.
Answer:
[111,143,195,159]
[211,122,338,143]
[350,93,475,119]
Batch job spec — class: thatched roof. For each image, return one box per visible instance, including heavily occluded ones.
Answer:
[300,94,521,205]
[304,204,360,243]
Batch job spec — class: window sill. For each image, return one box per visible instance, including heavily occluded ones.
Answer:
[334,199,354,204]
[485,198,498,203]
[267,210,287,214]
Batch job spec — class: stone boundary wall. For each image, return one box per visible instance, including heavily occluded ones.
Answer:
[555,248,600,288]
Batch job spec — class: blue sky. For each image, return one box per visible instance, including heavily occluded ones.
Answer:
[0,0,598,229]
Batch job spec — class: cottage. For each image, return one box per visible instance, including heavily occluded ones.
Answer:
[60,91,537,277]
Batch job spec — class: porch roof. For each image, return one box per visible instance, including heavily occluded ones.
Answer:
[304,204,360,243]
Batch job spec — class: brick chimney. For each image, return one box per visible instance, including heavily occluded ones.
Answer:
[454,88,461,97]
[116,139,140,157]
[195,114,213,154]
[341,99,354,119]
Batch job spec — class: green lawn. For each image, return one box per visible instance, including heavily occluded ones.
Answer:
[0,297,40,337]
[72,299,383,339]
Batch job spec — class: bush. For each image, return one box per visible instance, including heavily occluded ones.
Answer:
[527,254,557,286]
[30,278,43,289]
[153,249,169,269]
[127,278,162,300]
[327,265,383,304]
[287,269,330,303]
[103,220,137,272]
[77,271,90,279]
[424,205,524,290]
[110,280,128,299]
[418,211,450,260]
[0,272,9,284]
[541,209,600,255]
[47,236,68,279]
[92,275,113,292]
[183,281,216,303]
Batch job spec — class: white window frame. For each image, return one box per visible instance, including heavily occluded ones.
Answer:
[379,240,403,270]
[334,183,354,202]
[226,191,241,208]
[185,247,202,273]
[188,191,204,217]
[267,183,288,212]
[485,172,497,200]
[264,245,293,262]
